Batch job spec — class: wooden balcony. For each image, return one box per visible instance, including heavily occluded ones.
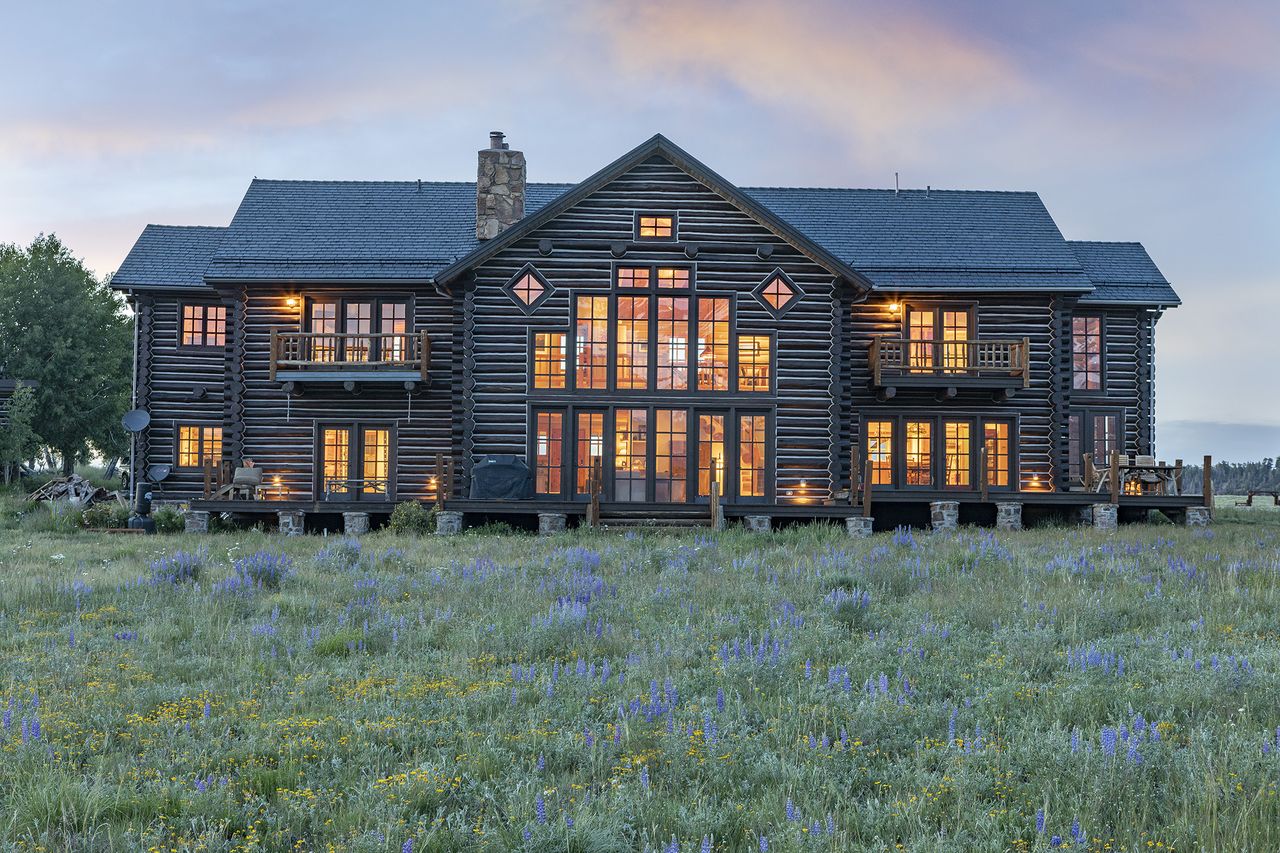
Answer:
[870,336,1030,397]
[269,329,430,389]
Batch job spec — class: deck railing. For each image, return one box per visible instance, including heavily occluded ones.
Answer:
[269,329,430,381]
[870,337,1030,387]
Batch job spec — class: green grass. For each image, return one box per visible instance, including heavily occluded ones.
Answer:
[0,510,1278,851]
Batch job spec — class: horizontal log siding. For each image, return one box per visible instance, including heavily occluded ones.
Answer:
[465,156,844,502]
[1064,307,1154,462]
[136,291,229,498]
[848,296,1058,491]
[233,285,455,502]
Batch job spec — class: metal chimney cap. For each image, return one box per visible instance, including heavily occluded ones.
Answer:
[489,131,508,150]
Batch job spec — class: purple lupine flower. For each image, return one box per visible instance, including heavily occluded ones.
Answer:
[759,835,769,852]
[1071,818,1084,844]
[30,718,40,740]
[614,725,622,746]
[535,793,546,825]
[948,709,957,745]
[537,752,545,771]
[402,840,413,853]
[203,700,211,719]
[1100,727,1117,757]
[785,798,797,821]
[68,628,75,648]
[565,815,573,828]
[1127,740,1142,764]
[664,836,679,853]
[701,837,712,853]
[717,687,725,712]
[805,659,812,679]
[1050,836,1062,847]
[1071,728,1080,753]
[1036,809,1046,834]
[640,765,650,790]
[826,815,834,834]
[523,827,532,841]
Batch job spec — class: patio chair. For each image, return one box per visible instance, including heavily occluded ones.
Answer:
[229,466,264,500]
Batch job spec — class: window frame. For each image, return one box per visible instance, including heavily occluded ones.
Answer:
[530,409,568,498]
[901,302,977,368]
[1071,313,1106,393]
[502,263,554,314]
[1067,407,1123,483]
[174,423,224,469]
[634,211,678,242]
[751,268,805,319]
[303,294,414,363]
[861,412,1020,492]
[313,420,398,501]
[735,332,775,393]
[178,302,227,350]
[528,329,569,392]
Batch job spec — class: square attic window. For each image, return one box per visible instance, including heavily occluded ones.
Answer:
[636,214,675,240]
[504,265,553,313]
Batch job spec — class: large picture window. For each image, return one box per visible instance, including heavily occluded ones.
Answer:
[654,409,688,502]
[181,304,226,348]
[905,421,933,486]
[616,296,650,390]
[943,420,972,488]
[318,423,393,499]
[176,425,222,468]
[866,420,894,486]
[615,409,648,502]
[906,305,973,371]
[1072,315,1104,390]
[656,297,690,390]
[737,335,771,392]
[983,420,1012,488]
[697,414,726,497]
[575,411,605,496]
[738,414,766,498]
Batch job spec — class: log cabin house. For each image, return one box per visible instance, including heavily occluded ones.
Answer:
[110,133,1204,532]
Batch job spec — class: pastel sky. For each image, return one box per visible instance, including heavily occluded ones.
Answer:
[2,0,1277,459]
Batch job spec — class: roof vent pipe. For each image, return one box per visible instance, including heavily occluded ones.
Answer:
[926,185,930,198]
[894,172,899,196]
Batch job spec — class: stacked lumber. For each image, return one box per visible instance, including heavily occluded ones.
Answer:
[27,475,121,507]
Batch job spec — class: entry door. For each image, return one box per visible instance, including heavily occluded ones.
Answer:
[319,424,392,499]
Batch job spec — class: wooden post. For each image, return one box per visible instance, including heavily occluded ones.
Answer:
[870,337,881,387]
[1109,450,1120,504]
[979,445,989,503]
[861,460,873,519]
[433,454,444,510]
[419,331,431,382]
[849,444,860,506]
[445,456,455,501]
[1202,454,1213,512]
[1173,458,1183,497]
[1021,336,1031,388]
[588,461,601,528]
[203,458,213,499]
[709,479,722,530]
[269,328,279,382]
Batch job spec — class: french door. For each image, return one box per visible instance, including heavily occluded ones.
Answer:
[531,406,769,503]
[318,423,394,500]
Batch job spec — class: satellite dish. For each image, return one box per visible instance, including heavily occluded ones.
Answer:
[122,409,151,432]
[147,464,172,483]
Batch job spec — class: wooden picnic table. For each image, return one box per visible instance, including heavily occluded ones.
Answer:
[1238,490,1280,507]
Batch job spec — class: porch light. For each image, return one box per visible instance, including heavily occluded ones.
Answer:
[888,302,901,315]
[286,296,298,307]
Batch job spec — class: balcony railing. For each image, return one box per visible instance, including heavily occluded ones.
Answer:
[870,337,1030,388]
[269,329,430,381]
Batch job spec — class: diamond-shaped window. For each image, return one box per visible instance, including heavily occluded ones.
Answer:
[513,274,543,305]
[753,270,803,318]
[503,265,553,313]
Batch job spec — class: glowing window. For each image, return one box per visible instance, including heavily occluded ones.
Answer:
[738,414,766,497]
[532,332,567,390]
[534,412,564,495]
[654,409,688,502]
[656,297,690,390]
[177,425,222,467]
[762,278,795,311]
[984,421,1011,488]
[181,304,226,348]
[575,412,605,496]
[698,414,726,498]
[656,267,689,289]
[696,298,730,391]
[943,421,972,488]
[361,429,390,495]
[737,335,771,392]
[637,215,674,239]
[905,421,932,486]
[616,296,650,390]
[866,420,893,486]
[615,409,648,502]
[617,267,650,288]
[575,296,610,390]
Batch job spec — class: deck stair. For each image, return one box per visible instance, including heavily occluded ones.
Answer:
[596,506,711,530]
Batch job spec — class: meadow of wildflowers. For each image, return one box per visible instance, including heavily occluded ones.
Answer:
[0,516,1278,851]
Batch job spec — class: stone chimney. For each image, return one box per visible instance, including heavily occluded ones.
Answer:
[476,131,525,240]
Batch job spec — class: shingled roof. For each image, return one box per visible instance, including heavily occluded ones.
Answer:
[112,225,226,290]
[1068,241,1180,306]
[205,181,572,282]
[742,187,1093,293]
[110,136,1175,305]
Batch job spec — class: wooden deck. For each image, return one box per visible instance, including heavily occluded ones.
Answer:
[189,489,1209,530]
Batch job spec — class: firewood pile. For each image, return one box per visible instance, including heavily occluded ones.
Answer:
[27,475,123,507]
